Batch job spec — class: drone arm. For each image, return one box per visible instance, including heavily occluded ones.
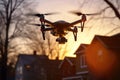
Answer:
[69,19,82,27]
[44,19,54,26]
[44,28,54,31]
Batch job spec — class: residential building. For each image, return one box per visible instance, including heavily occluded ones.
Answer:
[85,33,120,80]
[62,33,120,80]
[15,33,120,80]
[15,53,61,80]
[74,44,90,80]
[61,44,90,80]
[59,57,76,80]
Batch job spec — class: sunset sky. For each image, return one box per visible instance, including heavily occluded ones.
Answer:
[9,0,120,60]
[28,0,120,58]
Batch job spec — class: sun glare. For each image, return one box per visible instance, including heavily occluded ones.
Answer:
[85,42,117,77]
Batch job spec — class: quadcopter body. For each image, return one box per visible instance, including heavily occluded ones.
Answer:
[28,12,88,44]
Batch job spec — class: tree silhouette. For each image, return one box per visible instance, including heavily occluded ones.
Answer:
[100,0,120,35]
[78,0,120,36]
[0,0,31,80]
[19,27,68,59]
[104,0,120,19]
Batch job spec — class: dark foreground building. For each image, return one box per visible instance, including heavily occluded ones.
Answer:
[15,54,61,80]
[85,33,120,80]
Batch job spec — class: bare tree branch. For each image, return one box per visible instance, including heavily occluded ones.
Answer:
[0,0,32,80]
[104,0,120,19]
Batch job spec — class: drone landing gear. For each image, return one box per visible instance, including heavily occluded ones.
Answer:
[81,22,85,32]
[41,31,45,40]
[41,24,46,40]
[81,14,86,32]
[56,37,67,44]
[73,26,78,41]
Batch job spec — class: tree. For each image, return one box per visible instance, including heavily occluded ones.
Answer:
[18,27,68,59]
[77,0,120,37]
[0,0,31,80]
[104,0,120,19]
[97,0,120,35]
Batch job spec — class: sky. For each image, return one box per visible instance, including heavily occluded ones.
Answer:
[34,0,80,22]
[33,0,91,57]
[8,0,120,60]
[27,0,120,58]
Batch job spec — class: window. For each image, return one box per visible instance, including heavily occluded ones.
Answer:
[17,66,23,74]
[25,64,31,71]
[80,54,87,68]
[98,50,103,61]
[98,50,103,56]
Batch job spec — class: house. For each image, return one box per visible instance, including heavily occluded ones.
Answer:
[62,33,120,80]
[60,44,90,80]
[15,53,62,80]
[85,33,120,80]
[63,44,90,80]
[59,57,76,80]
[75,44,88,74]
[72,44,90,80]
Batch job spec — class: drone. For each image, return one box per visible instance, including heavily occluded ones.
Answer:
[27,11,95,44]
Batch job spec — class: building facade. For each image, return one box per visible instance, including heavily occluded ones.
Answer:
[74,44,90,80]
[59,57,76,80]
[63,33,120,80]
[62,44,90,80]
[15,54,61,80]
[85,33,120,80]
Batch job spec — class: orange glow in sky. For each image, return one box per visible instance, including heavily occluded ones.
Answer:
[26,0,120,58]
[34,0,92,58]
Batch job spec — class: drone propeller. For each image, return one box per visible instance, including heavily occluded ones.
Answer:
[44,12,58,15]
[26,12,58,17]
[29,23,50,27]
[69,11,99,16]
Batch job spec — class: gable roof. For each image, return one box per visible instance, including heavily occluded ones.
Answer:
[91,33,120,53]
[59,57,75,69]
[17,54,37,65]
[74,44,89,55]
[16,54,61,68]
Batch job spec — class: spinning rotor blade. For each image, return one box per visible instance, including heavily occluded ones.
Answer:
[69,11,99,16]
[69,11,83,16]
[29,23,50,27]
[26,13,41,17]
[30,23,41,26]
[26,12,58,17]
[44,12,58,15]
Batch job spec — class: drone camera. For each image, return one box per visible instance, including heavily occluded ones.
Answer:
[56,37,67,44]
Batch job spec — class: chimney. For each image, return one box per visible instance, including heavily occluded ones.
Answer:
[56,56,59,60]
[33,50,37,55]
